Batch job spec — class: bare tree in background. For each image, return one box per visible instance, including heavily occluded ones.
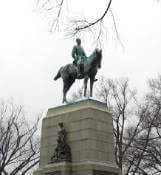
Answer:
[124,75,161,175]
[0,100,40,175]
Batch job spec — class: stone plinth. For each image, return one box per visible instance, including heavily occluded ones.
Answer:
[33,162,71,175]
[33,99,121,175]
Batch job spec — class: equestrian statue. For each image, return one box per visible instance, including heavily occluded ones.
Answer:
[54,38,102,103]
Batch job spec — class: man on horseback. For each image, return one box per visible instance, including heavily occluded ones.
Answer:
[54,44,102,103]
[72,38,87,77]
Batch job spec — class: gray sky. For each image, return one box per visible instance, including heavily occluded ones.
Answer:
[0,0,161,119]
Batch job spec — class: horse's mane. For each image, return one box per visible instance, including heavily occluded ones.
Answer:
[88,48,99,59]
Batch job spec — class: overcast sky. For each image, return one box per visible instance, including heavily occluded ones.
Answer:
[0,0,161,119]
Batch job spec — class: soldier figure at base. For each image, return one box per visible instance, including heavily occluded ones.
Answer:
[50,122,72,163]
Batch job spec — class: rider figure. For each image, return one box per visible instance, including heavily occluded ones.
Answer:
[72,38,87,77]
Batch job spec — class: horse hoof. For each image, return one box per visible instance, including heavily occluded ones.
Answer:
[62,99,66,103]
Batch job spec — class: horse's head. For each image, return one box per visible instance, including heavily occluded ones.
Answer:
[95,48,102,68]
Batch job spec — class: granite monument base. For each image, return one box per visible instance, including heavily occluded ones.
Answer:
[33,99,121,175]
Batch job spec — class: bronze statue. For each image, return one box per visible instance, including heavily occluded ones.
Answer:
[54,40,102,103]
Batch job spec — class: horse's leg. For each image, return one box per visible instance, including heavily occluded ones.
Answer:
[63,82,66,103]
[63,81,66,103]
[90,78,94,97]
[63,79,75,103]
[84,77,88,97]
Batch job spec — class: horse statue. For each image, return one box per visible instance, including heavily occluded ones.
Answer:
[54,48,102,103]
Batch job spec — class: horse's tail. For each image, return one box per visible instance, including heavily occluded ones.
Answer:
[54,69,61,81]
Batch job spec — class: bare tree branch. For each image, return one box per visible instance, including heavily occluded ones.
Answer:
[73,0,112,34]
[0,100,40,175]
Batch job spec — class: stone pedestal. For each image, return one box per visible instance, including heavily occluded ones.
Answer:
[33,162,72,175]
[33,99,121,175]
